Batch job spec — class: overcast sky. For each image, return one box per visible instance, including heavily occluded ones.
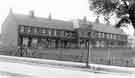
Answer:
[0,0,118,33]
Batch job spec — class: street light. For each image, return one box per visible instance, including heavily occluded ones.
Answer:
[107,46,110,65]
[86,39,91,68]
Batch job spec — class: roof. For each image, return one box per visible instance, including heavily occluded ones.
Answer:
[91,22,124,35]
[8,12,124,35]
[11,13,74,30]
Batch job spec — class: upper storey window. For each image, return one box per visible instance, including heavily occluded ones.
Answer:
[110,34,113,39]
[27,27,31,33]
[101,33,104,38]
[42,28,46,34]
[34,27,37,33]
[19,25,24,32]
[24,26,28,33]
[48,29,52,36]
[113,34,116,39]
[54,30,57,36]
[107,33,110,39]
[98,32,101,38]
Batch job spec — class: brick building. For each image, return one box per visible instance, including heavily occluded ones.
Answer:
[1,10,128,49]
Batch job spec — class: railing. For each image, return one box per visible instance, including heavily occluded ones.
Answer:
[0,46,135,67]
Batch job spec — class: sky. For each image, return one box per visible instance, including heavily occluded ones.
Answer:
[0,0,118,33]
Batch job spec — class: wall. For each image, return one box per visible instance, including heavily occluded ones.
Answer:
[1,13,18,47]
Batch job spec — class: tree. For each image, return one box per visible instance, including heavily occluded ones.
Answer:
[89,0,135,29]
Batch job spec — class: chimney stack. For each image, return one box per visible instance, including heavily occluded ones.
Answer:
[83,16,87,23]
[9,8,13,14]
[95,15,100,23]
[48,12,52,20]
[29,10,34,18]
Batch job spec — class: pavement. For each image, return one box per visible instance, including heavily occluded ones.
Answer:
[0,55,134,78]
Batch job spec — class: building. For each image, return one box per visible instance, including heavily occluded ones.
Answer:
[1,10,128,49]
[3,10,135,66]
[116,16,135,48]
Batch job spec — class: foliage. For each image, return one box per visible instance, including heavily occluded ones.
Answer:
[89,0,135,28]
[89,0,119,16]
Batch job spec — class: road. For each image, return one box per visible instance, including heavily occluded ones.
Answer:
[0,56,134,78]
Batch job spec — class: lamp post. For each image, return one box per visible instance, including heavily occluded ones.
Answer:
[107,46,110,65]
[86,40,91,68]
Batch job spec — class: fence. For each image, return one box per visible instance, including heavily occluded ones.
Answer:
[0,45,135,67]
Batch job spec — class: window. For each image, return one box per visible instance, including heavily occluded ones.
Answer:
[106,33,110,39]
[101,40,105,47]
[54,30,56,36]
[20,26,24,32]
[95,32,98,38]
[60,31,64,37]
[116,35,118,40]
[80,40,85,48]
[31,27,35,34]
[24,26,28,33]
[65,31,72,38]
[34,27,37,33]
[112,34,116,39]
[56,30,61,37]
[96,40,100,48]
[109,34,111,39]
[51,29,56,36]
[42,28,46,34]
[118,35,121,40]
[27,27,31,33]
[98,32,101,38]
[91,31,95,38]
[110,34,112,39]
[44,28,49,35]
[38,28,42,34]
[114,35,117,39]
[48,29,52,36]
[72,32,76,38]
[88,32,91,37]
[124,36,127,41]
[64,31,68,37]
[102,33,104,38]
[103,33,106,38]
